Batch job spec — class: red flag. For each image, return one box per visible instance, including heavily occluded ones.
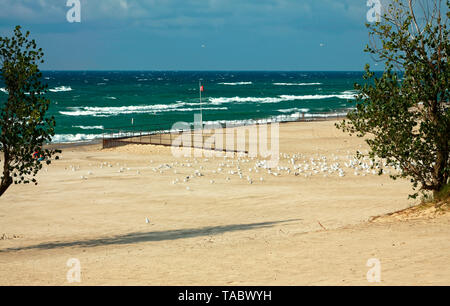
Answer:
[200,85,204,92]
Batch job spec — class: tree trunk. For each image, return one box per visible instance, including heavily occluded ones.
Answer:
[0,147,11,197]
[0,176,12,197]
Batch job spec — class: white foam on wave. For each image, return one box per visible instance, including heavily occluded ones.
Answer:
[51,134,101,143]
[278,108,310,113]
[304,112,349,118]
[201,111,349,128]
[273,82,322,86]
[279,93,357,100]
[54,112,351,143]
[73,125,104,130]
[174,107,227,112]
[209,92,357,105]
[105,96,117,100]
[60,103,227,117]
[209,96,284,104]
[49,86,73,93]
[218,82,253,85]
[0,88,35,95]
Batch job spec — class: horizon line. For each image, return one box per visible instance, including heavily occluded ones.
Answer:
[40,69,386,73]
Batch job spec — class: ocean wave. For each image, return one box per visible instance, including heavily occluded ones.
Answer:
[0,88,33,95]
[52,111,349,143]
[273,83,322,86]
[341,90,360,96]
[278,108,310,113]
[279,94,357,100]
[49,86,73,93]
[209,92,356,105]
[60,103,227,117]
[201,111,348,127]
[172,107,227,112]
[105,96,117,100]
[51,133,101,143]
[304,112,349,118]
[73,125,104,130]
[209,97,284,104]
[218,82,253,85]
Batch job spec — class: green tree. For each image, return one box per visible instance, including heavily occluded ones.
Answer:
[337,0,449,201]
[0,26,59,197]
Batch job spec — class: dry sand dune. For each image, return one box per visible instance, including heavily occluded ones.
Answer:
[0,120,448,285]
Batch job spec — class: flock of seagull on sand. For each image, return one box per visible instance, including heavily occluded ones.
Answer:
[61,149,401,191]
[55,147,404,224]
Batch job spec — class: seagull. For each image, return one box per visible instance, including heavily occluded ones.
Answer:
[145,217,150,224]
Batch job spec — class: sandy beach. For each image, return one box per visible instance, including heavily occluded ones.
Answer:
[0,119,449,285]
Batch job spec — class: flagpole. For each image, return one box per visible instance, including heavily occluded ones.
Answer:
[199,80,203,128]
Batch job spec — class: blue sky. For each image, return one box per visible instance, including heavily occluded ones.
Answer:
[0,0,382,71]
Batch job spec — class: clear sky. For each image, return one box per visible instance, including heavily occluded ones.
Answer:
[0,0,383,71]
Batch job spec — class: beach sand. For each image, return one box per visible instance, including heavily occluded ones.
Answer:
[0,120,449,285]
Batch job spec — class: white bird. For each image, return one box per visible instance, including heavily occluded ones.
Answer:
[145,217,150,224]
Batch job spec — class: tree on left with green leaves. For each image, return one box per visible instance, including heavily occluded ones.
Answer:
[0,26,59,197]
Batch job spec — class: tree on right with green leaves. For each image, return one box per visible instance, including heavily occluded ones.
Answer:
[337,0,449,202]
